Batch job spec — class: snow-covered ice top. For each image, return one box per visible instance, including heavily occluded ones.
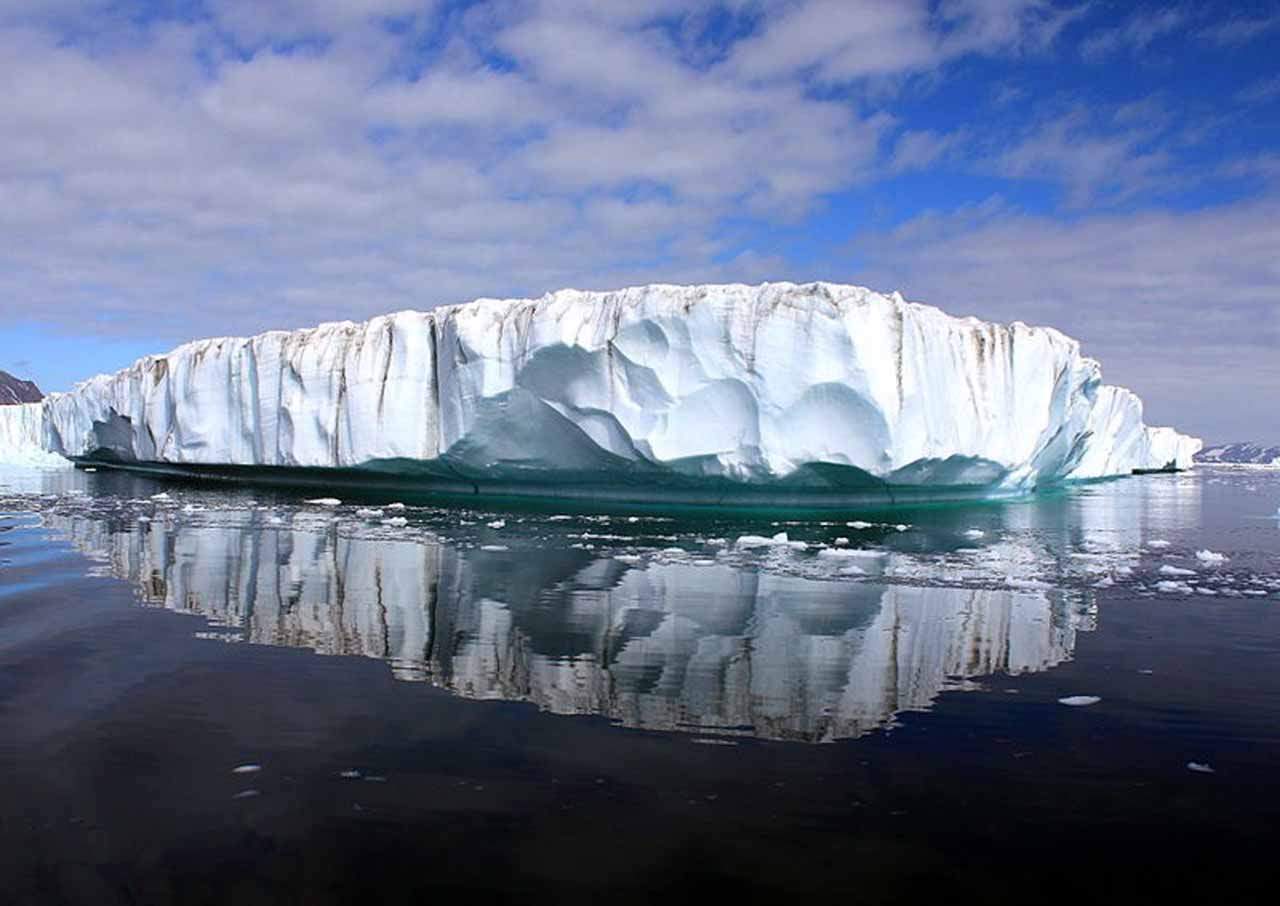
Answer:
[15,282,1199,492]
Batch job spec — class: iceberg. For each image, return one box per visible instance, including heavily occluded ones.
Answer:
[11,282,1199,504]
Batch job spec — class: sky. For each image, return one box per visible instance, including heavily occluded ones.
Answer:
[0,0,1277,443]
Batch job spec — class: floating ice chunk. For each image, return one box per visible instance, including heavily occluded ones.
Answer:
[1147,539,1171,549]
[266,515,284,526]
[1159,564,1195,576]
[1093,576,1115,588]
[231,764,262,774]
[895,524,910,532]
[962,529,986,539]
[479,544,509,552]
[150,492,171,501]
[615,554,643,564]
[1194,587,1218,596]
[817,547,866,559]
[847,521,873,529]
[386,502,406,511]
[181,504,202,514]
[355,507,383,518]
[83,467,97,472]
[382,516,408,527]
[1194,549,1228,564]
[1155,580,1194,594]
[232,789,260,800]
[1057,695,1101,707]
[1006,577,1051,590]
[1186,762,1215,774]
[692,559,717,566]
[305,497,341,506]
[487,519,506,529]
[735,533,789,549]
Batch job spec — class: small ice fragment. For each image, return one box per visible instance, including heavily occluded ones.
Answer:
[1093,576,1115,588]
[386,502,406,511]
[83,467,97,472]
[137,516,151,523]
[1057,695,1101,707]
[339,770,361,779]
[181,504,202,513]
[833,536,850,546]
[615,554,643,564]
[232,764,261,774]
[305,497,341,506]
[487,519,506,529]
[382,516,408,527]
[847,521,873,529]
[1194,549,1228,564]
[771,531,789,543]
[692,559,716,566]
[662,547,687,555]
[1186,762,1215,774]
[735,534,779,549]
[232,789,260,800]
[1155,580,1194,594]
[1147,539,1171,549]
[150,492,171,501]
[479,544,509,552]
[1159,565,1196,577]
[962,529,985,540]
[817,548,863,559]
[894,524,910,532]
[267,515,285,526]
[355,507,383,518]
[1138,669,1154,674]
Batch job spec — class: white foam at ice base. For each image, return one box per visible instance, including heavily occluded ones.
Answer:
[16,283,1199,492]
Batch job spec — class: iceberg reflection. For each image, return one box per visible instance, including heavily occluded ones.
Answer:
[45,506,1098,742]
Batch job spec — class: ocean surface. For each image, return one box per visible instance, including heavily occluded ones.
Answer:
[2,464,1279,903]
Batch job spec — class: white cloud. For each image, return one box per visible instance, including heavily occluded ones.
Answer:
[1079,6,1188,60]
[1199,10,1280,46]
[991,106,1177,207]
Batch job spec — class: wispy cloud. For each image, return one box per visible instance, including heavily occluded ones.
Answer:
[1199,10,1280,45]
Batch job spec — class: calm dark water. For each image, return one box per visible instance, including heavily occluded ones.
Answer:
[1,465,1279,904]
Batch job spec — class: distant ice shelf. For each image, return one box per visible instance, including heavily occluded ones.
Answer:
[2,282,1200,504]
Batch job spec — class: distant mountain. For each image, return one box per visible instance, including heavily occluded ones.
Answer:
[0,370,43,405]
[1195,443,1280,465]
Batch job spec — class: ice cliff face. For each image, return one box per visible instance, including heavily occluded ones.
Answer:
[25,282,1199,495]
[0,402,66,468]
